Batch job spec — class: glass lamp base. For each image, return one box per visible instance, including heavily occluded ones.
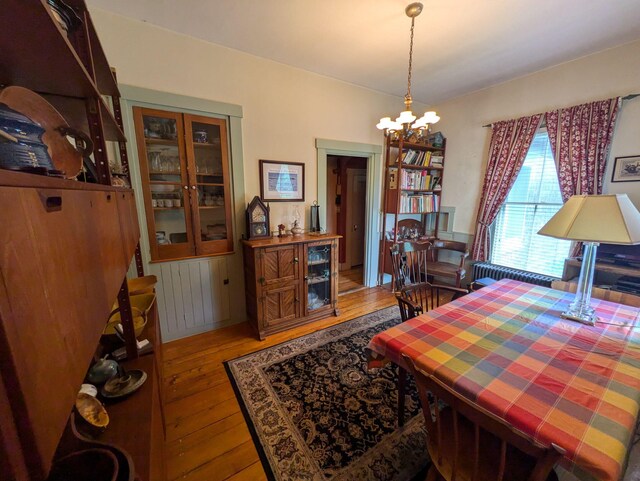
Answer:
[561,305,597,326]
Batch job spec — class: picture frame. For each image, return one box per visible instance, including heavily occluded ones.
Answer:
[259,160,305,201]
[611,155,640,182]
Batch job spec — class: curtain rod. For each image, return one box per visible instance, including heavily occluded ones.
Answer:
[481,93,640,127]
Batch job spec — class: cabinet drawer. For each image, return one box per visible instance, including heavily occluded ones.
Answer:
[258,244,300,286]
[260,283,301,328]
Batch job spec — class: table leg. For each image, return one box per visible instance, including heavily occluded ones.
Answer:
[398,365,406,427]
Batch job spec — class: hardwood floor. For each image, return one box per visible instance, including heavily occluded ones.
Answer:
[161,286,397,481]
[338,266,364,294]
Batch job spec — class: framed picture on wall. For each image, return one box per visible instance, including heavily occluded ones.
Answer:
[611,155,640,182]
[259,160,305,201]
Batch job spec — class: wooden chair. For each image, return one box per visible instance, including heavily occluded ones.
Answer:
[397,281,469,322]
[427,240,469,288]
[389,241,431,291]
[403,354,565,481]
[551,280,640,308]
[395,281,469,425]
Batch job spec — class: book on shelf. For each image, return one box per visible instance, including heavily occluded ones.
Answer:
[430,155,444,165]
[401,169,431,190]
[399,192,439,213]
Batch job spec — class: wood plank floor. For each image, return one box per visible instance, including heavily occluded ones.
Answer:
[338,266,364,294]
[161,286,397,481]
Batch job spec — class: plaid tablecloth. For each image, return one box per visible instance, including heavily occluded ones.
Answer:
[368,279,640,481]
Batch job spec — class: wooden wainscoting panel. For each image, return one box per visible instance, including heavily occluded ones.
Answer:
[150,257,232,342]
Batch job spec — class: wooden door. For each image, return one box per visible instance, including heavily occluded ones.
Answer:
[261,283,300,328]
[183,114,234,256]
[133,107,195,261]
[347,169,367,268]
[259,245,300,286]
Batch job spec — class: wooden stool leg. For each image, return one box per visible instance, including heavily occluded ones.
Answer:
[398,365,407,427]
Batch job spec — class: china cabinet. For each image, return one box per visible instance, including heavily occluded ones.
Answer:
[243,234,340,339]
[133,107,234,262]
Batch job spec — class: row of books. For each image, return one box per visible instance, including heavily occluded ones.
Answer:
[400,149,444,167]
[399,193,440,213]
[401,170,441,190]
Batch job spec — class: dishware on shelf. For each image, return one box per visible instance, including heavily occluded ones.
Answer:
[100,369,148,399]
[78,383,98,397]
[86,358,119,384]
[0,103,57,175]
[173,198,181,207]
[193,129,207,143]
[75,393,109,434]
[48,448,118,481]
[127,275,158,295]
[0,86,93,179]
[104,293,156,338]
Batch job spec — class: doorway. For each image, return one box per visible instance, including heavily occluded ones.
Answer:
[326,155,368,294]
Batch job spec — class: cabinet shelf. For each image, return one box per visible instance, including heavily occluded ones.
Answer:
[308,276,330,285]
[390,140,443,151]
[393,163,444,171]
[197,205,224,209]
[308,259,330,265]
[193,142,219,147]
[149,171,182,175]
[145,138,178,145]
[400,189,441,193]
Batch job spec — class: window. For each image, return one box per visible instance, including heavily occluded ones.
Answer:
[490,130,571,277]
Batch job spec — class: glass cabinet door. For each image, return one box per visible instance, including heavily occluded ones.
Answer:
[305,243,333,312]
[133,108,195,260]
[184,114,233,255]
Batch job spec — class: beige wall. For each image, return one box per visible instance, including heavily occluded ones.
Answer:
[90,7,409,229]
[433,40,640,234]
[93,7,639,240]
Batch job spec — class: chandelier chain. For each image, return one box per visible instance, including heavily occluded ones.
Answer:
[406,16,416,102]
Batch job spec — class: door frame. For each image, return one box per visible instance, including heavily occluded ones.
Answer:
[316,139,383,288]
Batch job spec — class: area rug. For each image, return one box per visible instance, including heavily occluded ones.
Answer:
[225,306,429,481]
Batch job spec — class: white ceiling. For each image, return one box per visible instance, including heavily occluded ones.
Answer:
[87,0,640,105]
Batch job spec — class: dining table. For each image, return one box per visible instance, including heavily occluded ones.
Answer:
[367,279,640,481]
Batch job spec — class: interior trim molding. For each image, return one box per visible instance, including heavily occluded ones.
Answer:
[315,138,384,288]
[120,84,243,118]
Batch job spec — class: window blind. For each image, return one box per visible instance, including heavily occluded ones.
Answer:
[490,131,571,277]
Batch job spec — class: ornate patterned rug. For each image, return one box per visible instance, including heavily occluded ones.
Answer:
[225,306,429,481]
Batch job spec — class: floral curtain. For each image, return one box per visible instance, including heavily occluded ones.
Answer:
[545,97,620,201]
[470,114,542,261]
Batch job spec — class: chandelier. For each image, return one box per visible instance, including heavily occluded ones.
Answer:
[376,2,440,142]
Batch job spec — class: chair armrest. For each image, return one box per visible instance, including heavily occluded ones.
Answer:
[456,250,470,268]
[395,294,423,320]
[430,283,469,300]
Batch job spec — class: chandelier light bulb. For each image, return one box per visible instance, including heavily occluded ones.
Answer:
[376,117,393,130]
[421,111,440,124]
[396,110,417,124]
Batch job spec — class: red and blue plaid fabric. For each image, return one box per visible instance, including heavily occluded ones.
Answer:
[368,279,640,481]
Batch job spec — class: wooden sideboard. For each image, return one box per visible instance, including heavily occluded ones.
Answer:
[243,234,340,339]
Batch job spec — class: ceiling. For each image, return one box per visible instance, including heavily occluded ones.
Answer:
[87,0,640,105]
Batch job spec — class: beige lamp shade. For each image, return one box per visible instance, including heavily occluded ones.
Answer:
[538,194,640,245]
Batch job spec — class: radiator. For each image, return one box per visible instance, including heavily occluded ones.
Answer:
[472,262,555,288]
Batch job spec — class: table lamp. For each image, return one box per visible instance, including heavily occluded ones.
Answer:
[538,194,640,325]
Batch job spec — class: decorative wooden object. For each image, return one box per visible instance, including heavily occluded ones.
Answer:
[246,195,270,239]
[243,234,341,339]
[133,107,234,261]
[378,137,446,283]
